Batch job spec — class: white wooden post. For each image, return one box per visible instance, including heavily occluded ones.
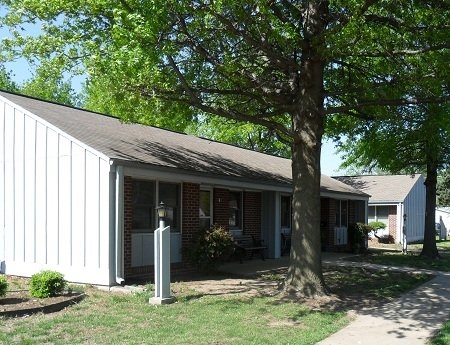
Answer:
[149,218,175,305]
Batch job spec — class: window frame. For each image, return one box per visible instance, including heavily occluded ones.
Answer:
[335,199,348,228]
[199,188,213,230]
[280,194,292,233]
[228,190,243,231]
[131,179,182,233]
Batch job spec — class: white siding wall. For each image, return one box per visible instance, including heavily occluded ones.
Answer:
[0,99,113,285]
[404,176,426,243]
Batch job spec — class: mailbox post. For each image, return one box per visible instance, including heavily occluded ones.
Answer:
[149,202,175,305]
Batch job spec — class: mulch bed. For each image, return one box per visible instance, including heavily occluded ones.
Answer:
[0,291,85,318]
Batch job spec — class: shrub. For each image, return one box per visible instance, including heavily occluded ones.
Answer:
[349,223,372,253]
[0,275,7,297]
[185,224,235,272]
[30,270,66,298]
[368,221,386,230]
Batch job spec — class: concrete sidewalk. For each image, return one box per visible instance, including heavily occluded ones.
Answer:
[219,254,450,344]
[317,273,450,345]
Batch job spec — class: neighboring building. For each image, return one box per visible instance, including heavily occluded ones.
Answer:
[0,91,368,286]
[436,207,450,238]
[334,175,426,244]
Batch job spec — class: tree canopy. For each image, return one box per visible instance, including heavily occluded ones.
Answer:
[1,0,449,295]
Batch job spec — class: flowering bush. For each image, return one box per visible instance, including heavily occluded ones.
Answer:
[185,224,235,272]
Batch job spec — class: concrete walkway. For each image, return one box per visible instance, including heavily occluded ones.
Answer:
[219,253,450,344]
[317,273,450,345]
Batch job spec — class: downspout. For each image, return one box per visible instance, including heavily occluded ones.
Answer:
[115,165,125,285]
[399,203,405,245]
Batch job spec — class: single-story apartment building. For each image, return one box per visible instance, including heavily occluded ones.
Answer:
[0,90,368,286]
[334,175,425,244]
[436,207,450,239]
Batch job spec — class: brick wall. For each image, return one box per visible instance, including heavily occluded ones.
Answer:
[243,191,261,239]
[123,176,133,276]
[320,198,334,249]
[182,183,200,248]
[213,188,230,229]
[388,206,397,242]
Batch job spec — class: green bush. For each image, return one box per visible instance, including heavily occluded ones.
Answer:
[368,221,386,230]
[349,223,373,253]
[185,224,235,272]
[0,275,7,297]
[30,270,66,298]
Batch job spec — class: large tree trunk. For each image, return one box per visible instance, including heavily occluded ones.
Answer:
[420,163,439,259]
[285,1,328,296]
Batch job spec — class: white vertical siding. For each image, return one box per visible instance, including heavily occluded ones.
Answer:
[35,122,48,263]
[0,98,113,285]
[0,101,5,266]
[404,176,426,243]
[71,144,86,268]
[4,103,15,263]
[24,115,37,263]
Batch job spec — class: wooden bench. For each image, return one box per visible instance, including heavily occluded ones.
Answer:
[233,235,267,263]
[281,233,291,256]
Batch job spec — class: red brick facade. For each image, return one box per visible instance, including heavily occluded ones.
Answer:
[123,175,363,280]
[182,183,200,248]
[243,192,262,239]
[320,198,359,251]
[122,179,265,280]
[123,176,133,274]
[388,206,397,242]
[213,188,230,229]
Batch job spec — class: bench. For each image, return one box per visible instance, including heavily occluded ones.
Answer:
[281,233,291,256]
[233,235,267,263]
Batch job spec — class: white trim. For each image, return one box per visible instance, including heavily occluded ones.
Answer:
[0,94,111,163]
[123,166,292,193]
[115,166,124,285]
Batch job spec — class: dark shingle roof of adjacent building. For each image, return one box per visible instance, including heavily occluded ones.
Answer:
[0,90,367,197]
[334,174,423,203]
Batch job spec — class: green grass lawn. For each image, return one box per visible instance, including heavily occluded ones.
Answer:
[352,239,450,272]
[0,266,431,345]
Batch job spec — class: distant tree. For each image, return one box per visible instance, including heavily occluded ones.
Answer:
[332,95,450,258]
[437,170,450,207]
[20,60,79,106]
[0,65,19,91]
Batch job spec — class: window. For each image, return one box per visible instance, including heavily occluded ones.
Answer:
[132,180,156,230]
[199,190,212,230]
[131,180,181,232]
[159,182,181,232]
[335,200,348,227]
[229,191,242,230]
[369,206,389,225]
[280,195,292,230]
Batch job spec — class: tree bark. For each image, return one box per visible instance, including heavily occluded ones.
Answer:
[285,1,328,296]
[420,163,439,259]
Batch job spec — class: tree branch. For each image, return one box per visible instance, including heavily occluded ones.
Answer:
[326,96,450,115]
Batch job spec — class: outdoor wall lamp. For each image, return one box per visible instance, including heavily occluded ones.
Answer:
[156,201,167,219]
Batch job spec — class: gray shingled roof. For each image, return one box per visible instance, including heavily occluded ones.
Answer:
[334,175,423,203]
[1,90,367,197]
